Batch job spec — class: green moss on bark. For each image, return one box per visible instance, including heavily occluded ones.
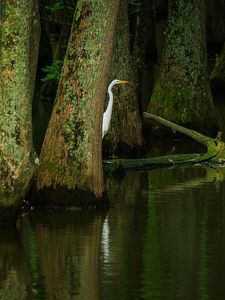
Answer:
[37,0,120,197]
[148,0,216,134]
[0,0,39,220]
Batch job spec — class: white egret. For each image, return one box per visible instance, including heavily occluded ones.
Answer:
[102,79,129,139]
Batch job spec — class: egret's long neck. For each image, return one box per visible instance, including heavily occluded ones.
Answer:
[105,84,114,116]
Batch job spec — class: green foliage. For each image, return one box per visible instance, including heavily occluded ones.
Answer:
[44,0,66,12]
[41,59,63,81]
[128,0,142,14]
[44,0,75,12]
[111,154,120,169]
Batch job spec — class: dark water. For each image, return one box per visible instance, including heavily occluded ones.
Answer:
[1,164,225,299]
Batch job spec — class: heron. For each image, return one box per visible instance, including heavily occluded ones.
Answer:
[102,79,129,139]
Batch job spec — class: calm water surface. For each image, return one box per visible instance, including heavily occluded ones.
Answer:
[1,164,225,299]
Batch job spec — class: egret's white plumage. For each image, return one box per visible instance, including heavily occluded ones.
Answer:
[102,79,129,139]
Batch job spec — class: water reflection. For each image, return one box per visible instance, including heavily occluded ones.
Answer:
[0,229,31,300]
[101,216,110,263]
[29,211,103,300]
[142,165,225,300]
[1,165,225,299]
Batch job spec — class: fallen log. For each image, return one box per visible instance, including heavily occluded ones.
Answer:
[103,113,225,172]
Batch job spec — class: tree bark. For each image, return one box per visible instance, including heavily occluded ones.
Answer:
[104,0,143,151]
[36,0,120,199]
[0,0,40,223]
[148,0,216,135]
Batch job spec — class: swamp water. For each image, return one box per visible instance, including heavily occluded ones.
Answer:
[1,158,225,299]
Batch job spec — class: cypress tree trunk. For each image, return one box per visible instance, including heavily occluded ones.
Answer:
[104,0,143,151]
[36,0,120,199]
[148,0,216,135]
[0,0,40,222]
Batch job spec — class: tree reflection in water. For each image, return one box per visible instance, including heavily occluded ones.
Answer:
[1,166,225,299]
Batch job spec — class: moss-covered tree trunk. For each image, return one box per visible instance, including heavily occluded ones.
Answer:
[104,0,143,151]
[0,0,40,223]
[36,0,120,200]
[148,0,216,135]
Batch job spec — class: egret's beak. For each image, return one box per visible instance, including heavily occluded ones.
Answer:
[119,80,129,84]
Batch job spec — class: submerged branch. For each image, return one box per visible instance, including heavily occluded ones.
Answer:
[104,113,225,173]
[143,112,213,146]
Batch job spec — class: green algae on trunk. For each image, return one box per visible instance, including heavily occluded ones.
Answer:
[36,0,120,199]
[0,0,39,223]
[148,0,216,135]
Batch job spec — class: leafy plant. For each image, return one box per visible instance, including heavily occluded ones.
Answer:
[45,0,66,12]
[41,59,63,81]
[128,0,142,14]
[44,0,75,12]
